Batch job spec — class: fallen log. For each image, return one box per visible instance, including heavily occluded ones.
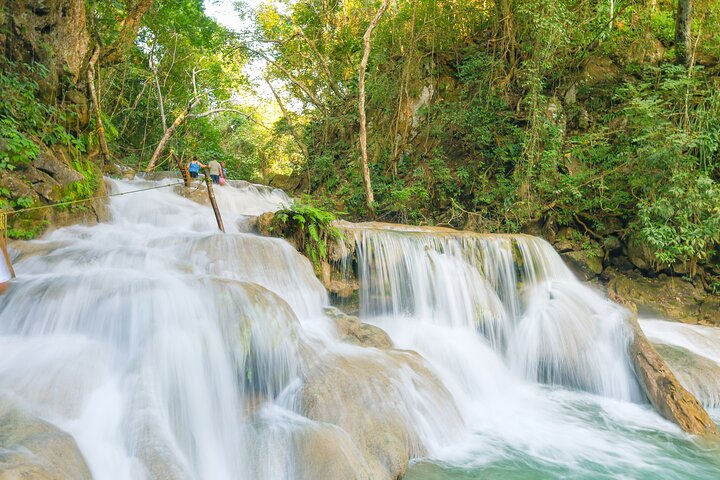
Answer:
[610,291,719,437]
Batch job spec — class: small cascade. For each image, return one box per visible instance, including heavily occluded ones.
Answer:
[642,319,720,409]
[346,224,641,401]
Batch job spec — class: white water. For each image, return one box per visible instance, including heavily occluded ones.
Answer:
[345,225,720,478]
[641,319,720,410]
[1,178,720,479]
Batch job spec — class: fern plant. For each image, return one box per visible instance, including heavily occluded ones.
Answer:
[273,203,344,266]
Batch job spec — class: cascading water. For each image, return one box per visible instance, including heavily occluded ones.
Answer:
[1,178,720,479]
[0,178,460,479]
[349,224,641,400]
[641,319,720,410]
[343,223,720,478]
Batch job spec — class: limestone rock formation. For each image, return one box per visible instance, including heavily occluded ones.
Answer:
[654,344,720,409]
[561,249,604,281]
[323,307,392,349]
[300,350,463,480]
[1,0,90,103]
[608,293,719,437]
[0,401,93,480]
[607,268,714,325]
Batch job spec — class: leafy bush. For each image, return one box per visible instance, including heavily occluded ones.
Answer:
[273,202,344,266]
[639,172,720,267]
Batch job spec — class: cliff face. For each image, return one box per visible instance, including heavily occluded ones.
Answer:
[2,0,90,106]
[1,1,107,237]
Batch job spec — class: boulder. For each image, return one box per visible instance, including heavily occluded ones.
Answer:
[300,351,462,480]
[320,261,359,300]
[0,172,39,203]
[255,211,276,237]
[19,166,63,203]
[607,294,719,437]
[561,249,604,281]
[32,148,84,188]
[626,234,657,271]
[269,174,306,194]
[323,307,392,349]
[607,269,705,324]
[654,344,720,408]
[698,299,720,326]
[0,401,93,480]
[175,184,209,206]
[553,227,580,253]
[582,56,620,86]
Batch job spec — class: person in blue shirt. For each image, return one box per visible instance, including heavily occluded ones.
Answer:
[187,157,206,178]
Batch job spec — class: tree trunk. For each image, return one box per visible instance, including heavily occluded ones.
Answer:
[266,79,312,189]
[172,150,191,187]
[675,0,692,66]
[292,20,342,97]
[494,0,519,83]
[150,56,168,132]
[358,0,391,215]
[103,0,156,64]
[145,99,197,172]
[88,46,112,165]
[259,149,269,184]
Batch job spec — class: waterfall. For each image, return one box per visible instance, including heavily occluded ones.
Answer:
[1,178,720,479]
[641,319,720,409]
[348,224,642,401]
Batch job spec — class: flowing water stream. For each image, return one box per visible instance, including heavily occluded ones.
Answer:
[1,178,719,479]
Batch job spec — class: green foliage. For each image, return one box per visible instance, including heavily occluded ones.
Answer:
[639,172,720,266]
[0,63,49,168]
[62,160,101,204]
[273,202,344,266]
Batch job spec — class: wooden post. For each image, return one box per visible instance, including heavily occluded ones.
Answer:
[0,213,16,279]
[172,150,191,187]
[203,168,225,232]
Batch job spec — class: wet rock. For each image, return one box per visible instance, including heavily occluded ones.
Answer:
[300,351,462,480]
[255,211,276,237]
[561,249,604,281]
[320,261,359,300]
[607,294,719,437]
[269,174,305,194]
[32,148,84,187]
[698,299,720,326]
[0,401,93,480]
[293,423,375,480]
[626,234,657,271]
[654,344,720,408]
[607,269,705,324]
[323,307,392,349]
[175,184,209,206]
